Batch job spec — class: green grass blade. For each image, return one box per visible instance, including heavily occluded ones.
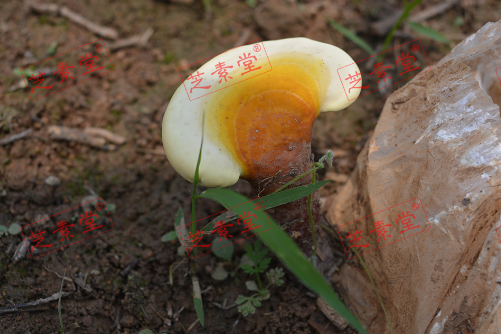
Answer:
[327,19,375,55]
[378,0,424,62]
[47,41,58,55]
[407,21,449,43]
[197,188,368,334]
[58,269,66,333]
[192,112,206,226]
[200,180,331,232]
[263,180,331,208]
[192,276,204,326]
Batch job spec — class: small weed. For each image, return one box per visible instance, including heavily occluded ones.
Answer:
[18,267,26,278]
[244,0,257,8]
[162,52,175,64]
[235,240,284,316]
[38,15,49,25]
[0,223,21,237]
[61,19,69,31]
[453,16,464,28]
[111,109,123,123]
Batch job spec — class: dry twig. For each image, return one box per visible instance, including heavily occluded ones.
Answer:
[0,129,32,145]
[317,297,348,330]
[48,125,117,150]
[186,319,200,332]
[83,127,126,145]
[0,292,70,315]
[120,258,140,277]
[109,27,154,51]
[135,147,166,155]
[73,272,92,292]
[44,266,76,291]
[27,1,118,39]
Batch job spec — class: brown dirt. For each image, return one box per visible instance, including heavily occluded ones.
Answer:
[0,0,497,333]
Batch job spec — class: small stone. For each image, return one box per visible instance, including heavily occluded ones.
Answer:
[120,314,136,328]
[90,269,101,276]
[44,175,60,186]
[13,239,30,262]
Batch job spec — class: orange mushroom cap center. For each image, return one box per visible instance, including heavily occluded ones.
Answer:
[205,53,330,182]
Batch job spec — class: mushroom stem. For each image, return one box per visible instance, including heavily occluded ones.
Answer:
[247,142,320,257]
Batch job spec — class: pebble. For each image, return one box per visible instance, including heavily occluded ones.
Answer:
[90,269,101,276]
[44,175,60,186]
[120,315,136,328]
[13,239,30,262]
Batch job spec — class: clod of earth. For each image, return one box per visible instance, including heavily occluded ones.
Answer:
[162,38,361,255]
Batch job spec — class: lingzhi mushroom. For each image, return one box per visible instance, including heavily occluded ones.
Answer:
[163,37,361,256]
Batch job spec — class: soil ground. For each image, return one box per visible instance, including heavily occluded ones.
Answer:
[0,0,499,333]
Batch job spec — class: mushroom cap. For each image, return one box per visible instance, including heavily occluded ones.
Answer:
[163,37,361,188]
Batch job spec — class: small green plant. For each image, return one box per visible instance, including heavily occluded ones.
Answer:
[183,112,207,327]
[235,240,284,316]
[245,0,257,8]
[162,52,175,64]
[0,223,21,237]
[47,41,58,56]
[12,67,38,78]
